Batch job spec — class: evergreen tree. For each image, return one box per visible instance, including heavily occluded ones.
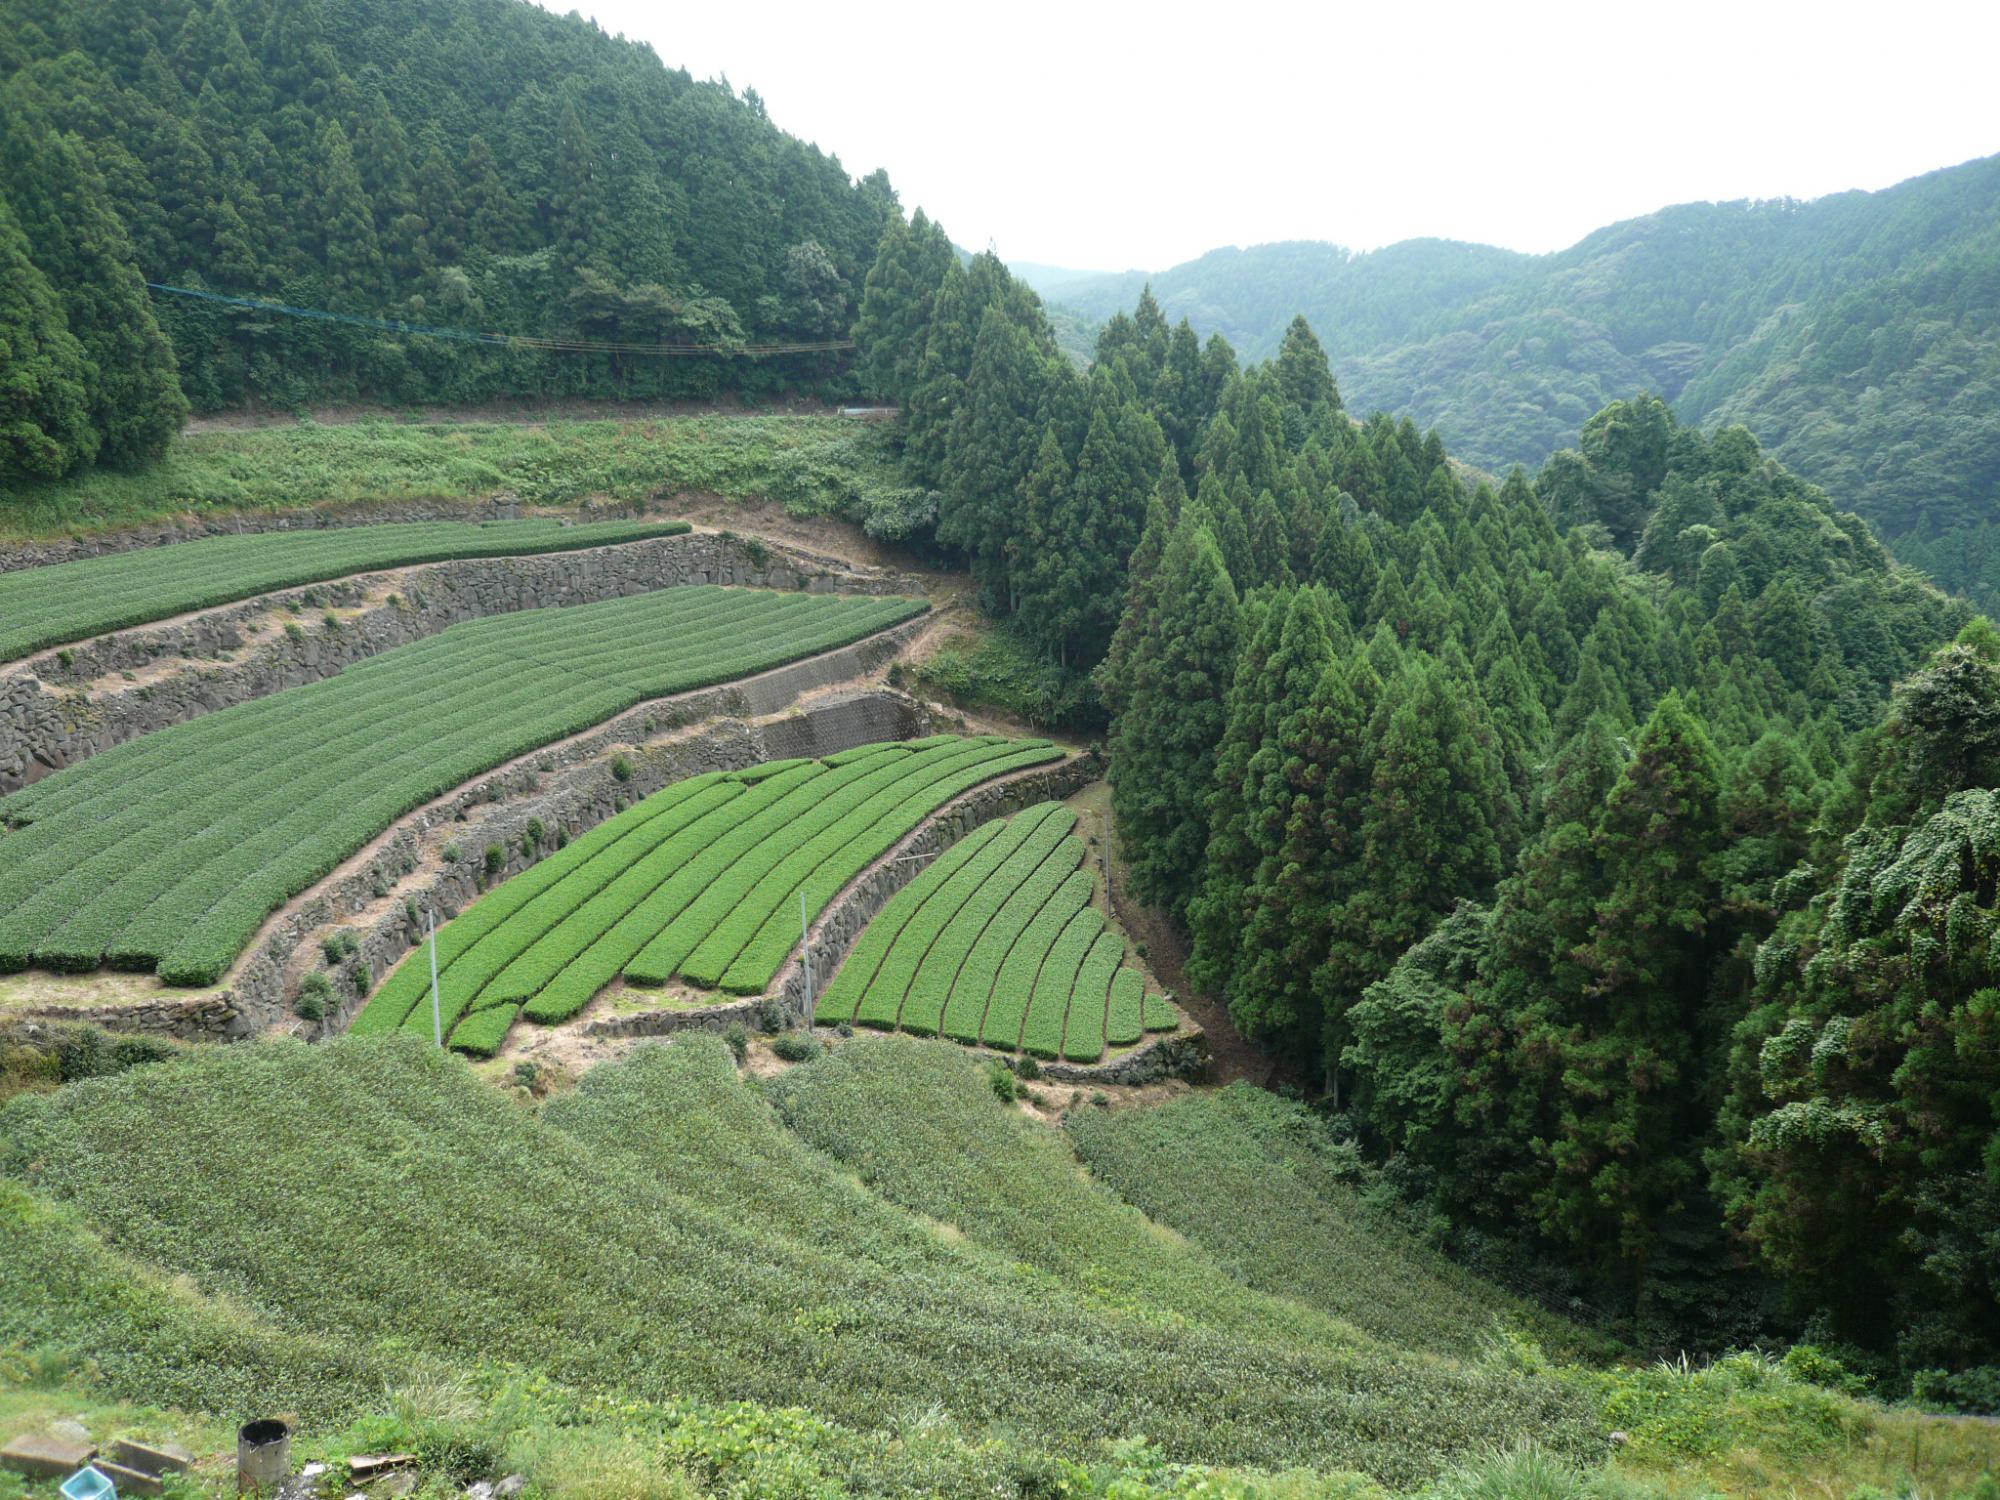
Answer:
[851,208,954,404]
[0,187,93,479]
[1327,653,1510,1054]
[0,98,185,466]
[1528,693,1723,1282]
[309,116,381,304]
[1109,514,1241,922]
[1274,314,1341,414]
[937,302,1059,606]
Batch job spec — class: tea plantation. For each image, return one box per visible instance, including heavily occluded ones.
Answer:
[354,735,1062,1052]
[0,1034,1599,1487]
[818,802,1176,1059]
[0,517,692,664]
[0,587,923,984]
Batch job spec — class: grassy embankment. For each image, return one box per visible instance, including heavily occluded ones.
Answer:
[0,414,917,539]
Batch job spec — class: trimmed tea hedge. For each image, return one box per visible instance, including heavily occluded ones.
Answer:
[0,517,693,664]
[818,802,1172,1062]
[0,587,924,984]
[349,735,1060,1054]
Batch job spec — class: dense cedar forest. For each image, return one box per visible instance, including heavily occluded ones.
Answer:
[849,242,1995,1399]
[0,0,893,480]
[1041,158,2000,610]
[2,0,1996,1415]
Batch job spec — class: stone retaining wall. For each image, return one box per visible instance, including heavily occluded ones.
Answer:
[0,529,921,793]
[1039,1030,1210,1085]
[278,683,935,1036]
[10,994,238,1042]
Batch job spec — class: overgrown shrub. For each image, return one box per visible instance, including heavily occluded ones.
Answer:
[770,1031,818,1063]
[611,754,634,783]
[989,1061,1020,1102]
[722,1024,750,1064]
[296,971,335,1021]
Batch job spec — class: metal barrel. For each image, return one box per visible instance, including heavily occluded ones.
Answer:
[236,1419,291,1494]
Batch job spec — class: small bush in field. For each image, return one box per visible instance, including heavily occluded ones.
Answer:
[770,1031,818,1063]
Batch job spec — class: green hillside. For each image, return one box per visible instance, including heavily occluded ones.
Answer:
[1046,156,2000,601]
[0,0,897,480]
[6,1031,1993,1498]
[2,1034,1594,1488]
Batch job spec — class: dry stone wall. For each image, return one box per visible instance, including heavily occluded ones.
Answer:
[268,683,933,1036]
[0,529,921,793]
[9,994,238,1042]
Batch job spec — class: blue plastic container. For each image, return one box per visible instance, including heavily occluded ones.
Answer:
[59,1466,117,1500]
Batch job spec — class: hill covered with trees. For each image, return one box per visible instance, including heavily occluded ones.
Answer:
[848,229,1995,1398]
[1044,157,2000,606]
[0,0,896,482]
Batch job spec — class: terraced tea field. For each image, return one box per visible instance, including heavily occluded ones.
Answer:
[817,802,1176,1061]
[0,517,692,664]
[353,735,1062,1053]
[0,588,922,985]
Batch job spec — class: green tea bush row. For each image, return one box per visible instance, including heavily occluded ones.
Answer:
[852,805,1070,1032]
[938,814,1084,1043]
[983,869,1092,1050]
[867,813,1053,1036]
[1065,933,1124,1062]
[0,518,692,664]
[447,1003,521,1057]
[716,742,1061,994]
[813,821,1005,1024]
[1107,970,1146,1047]
[1021,908,1101,1060]
[360,738,1053,1054]
[826,802,1166,1061]
[512,768,837,1024]
[625,742,993,987]
[353,779,729,1034]
[0,587,923,983]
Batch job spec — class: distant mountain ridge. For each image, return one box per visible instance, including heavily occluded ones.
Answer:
[1040,155,2000,602]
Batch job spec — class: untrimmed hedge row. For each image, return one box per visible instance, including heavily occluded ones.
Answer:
[0,517,693,664]
[349,735,1059,1054]
[0,587,924,984]
[816,802,1174,1062]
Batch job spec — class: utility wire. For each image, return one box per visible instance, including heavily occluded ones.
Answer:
[143,281,854,356]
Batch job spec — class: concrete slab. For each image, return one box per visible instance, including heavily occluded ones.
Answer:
[110,1439,194,1476]
[0,1432,95,1479]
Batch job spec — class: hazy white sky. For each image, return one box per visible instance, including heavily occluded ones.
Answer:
[535,0,2000,272]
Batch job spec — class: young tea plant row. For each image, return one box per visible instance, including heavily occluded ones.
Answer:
[0,587,924,985]
[352,734,1061,1054]
[817,802,1177,1062]
[0,517,693,664]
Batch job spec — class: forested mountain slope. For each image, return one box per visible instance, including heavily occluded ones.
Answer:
[0,0,895,481]
[1045,156,2000,602]
[847,230,1994,1395]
